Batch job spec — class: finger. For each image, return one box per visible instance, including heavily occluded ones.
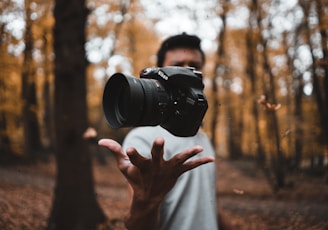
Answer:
[173,145,204,164]
[178,156,215,176]
[126,147,150,170]
[151,137,165,164]
[98,138,122,154]
[98,139,129,169]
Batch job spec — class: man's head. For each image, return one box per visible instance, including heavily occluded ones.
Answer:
[156,33,205,71]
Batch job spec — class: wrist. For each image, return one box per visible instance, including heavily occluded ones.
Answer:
[125,196,161,230]
[130,195,162,212]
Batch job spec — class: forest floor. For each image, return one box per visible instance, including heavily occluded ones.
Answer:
[0,154,327,230]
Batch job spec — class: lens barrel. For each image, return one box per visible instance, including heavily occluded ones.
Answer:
[102,73,170,129]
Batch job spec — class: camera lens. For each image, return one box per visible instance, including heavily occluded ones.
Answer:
[102,73,170,129]
[103,73,143,128]
[115,84,130,123]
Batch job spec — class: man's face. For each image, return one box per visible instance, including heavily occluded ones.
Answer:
[162,48,203,71]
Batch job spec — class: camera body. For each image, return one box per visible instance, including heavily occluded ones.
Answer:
[102,66,208,137]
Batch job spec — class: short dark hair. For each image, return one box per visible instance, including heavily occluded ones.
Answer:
[156,33,205,67]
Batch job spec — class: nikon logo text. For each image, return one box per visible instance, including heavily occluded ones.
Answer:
[158,70,168,80]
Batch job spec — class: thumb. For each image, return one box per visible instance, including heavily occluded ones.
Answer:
[98,138,122,153]
[98,139,130,169]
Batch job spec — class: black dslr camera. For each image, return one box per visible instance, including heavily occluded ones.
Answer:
[102,66,208,137]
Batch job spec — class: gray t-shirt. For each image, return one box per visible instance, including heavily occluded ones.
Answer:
[122,126,218,230]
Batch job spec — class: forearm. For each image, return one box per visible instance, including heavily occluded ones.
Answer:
[125,198,161,230]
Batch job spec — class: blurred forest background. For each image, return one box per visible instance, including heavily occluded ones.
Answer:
[1,0,327,184]
[0,0,328,229]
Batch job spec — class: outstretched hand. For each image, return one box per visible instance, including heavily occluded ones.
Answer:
[98,137,214,230]
[98,137,214,203]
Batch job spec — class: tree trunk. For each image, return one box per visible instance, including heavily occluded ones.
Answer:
[315,0,328,148]
[262,38,286,190]
[294,78,303,169]
[290,19,306,170]
[226,99,243,159]
[211,0,228,148]
[48,0,106,229]
[258,4,285,191]
[302,0,326,167]
[0,106,12,161]
[21,0,44,160]
[246,0,267,168]
[42,26,55,153]
[0,24,13,161]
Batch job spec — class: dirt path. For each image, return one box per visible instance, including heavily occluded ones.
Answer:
[216,159,328,229]
[0,157,327,229]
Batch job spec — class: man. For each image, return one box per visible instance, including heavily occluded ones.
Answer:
[99,33,230,230]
